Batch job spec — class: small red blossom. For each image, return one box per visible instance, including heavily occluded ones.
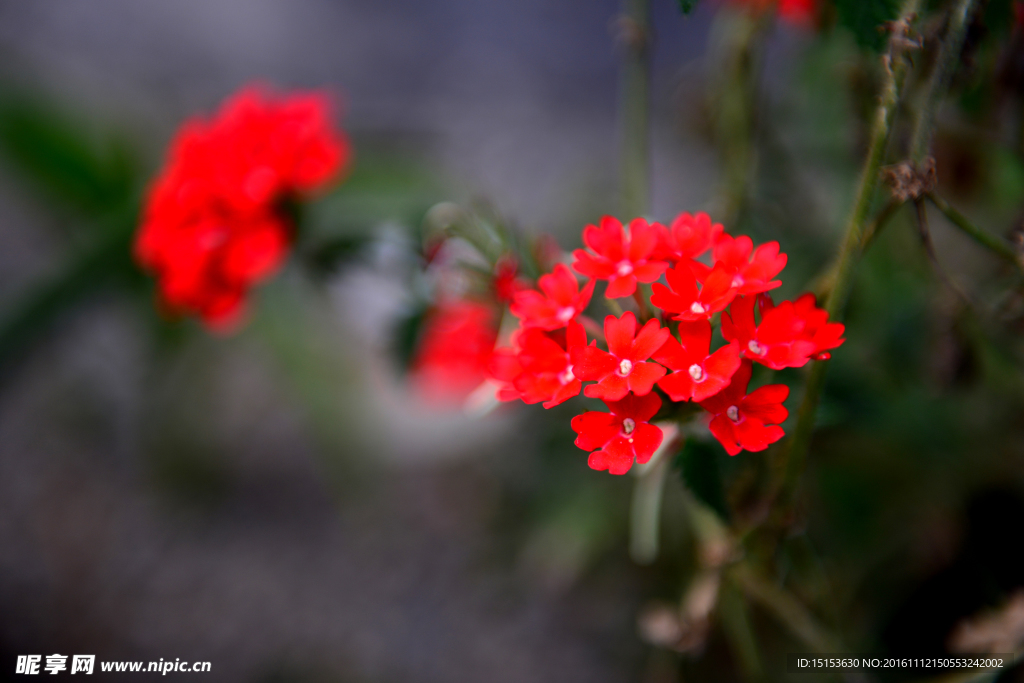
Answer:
[653,321,741,402]
[572,312,670,401]
[571,216,669,298]
[510,263,595,330]
[571,392,664,475]
[652,211,724,264]
[650,263,737,321]
[722,294,845,370]
[135,86,350,328]
[724,0,817,26]
[698,361,789,456]
[492,256,529,302]
[699,234,787,296]
[410,300,498,404]
[490,322,587,408]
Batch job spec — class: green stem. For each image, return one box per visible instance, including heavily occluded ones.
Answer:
[909,0,977,164]
[620,0,651,218]
[773,0,921,512]
[927,193,1024,268]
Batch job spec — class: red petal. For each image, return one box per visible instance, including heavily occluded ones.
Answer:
[708,415,742,456]
[605,312,637,358]
[657,371,696,402]
[627,218,660,261]
[588,449,633,475]
[631,319,671,361]
[585,374,630,401]
[627,361,666,396]
[605,274,637,298]
[631,423,664,464]
[571,411,621,451]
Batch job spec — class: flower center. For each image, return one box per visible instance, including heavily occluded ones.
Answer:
[748,340,764,356]
[556,306,576,323]
[731,275,745,288]
[622,418,636,435]
[726,406,740,422]
[616,261,634,277]
[688,364,705,382]
[690,302,706,315]
[617,359,633,377]
[559,367,575,384]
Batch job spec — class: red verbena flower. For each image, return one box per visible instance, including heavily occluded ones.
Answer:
[653,320,741,402]
[650,262,737,321]
[492,255,529,303]
[571,216,669,298]
[510,263,595,330]
[490,322,587,408]
[410,300,498,404]
[698,360,789,456]
[652,211,724,265]
[699,234,787,296]
[721,293,845,370]
[135,86,350,329]
[571,392,664,475]
[572,311,670,401]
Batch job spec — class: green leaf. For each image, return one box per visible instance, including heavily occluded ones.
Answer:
[675,438,731,522]
[0,87,140,218]
[829,0,900,52]
[677,0,700,14]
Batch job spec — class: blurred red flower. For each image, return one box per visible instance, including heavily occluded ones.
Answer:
[411,301,499,404]
[572,216,669,298]
[135,86,350,329]
[722,293,845,369]
[510,263,594,330]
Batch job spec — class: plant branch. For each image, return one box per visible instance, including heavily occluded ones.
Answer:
[926,193,1024,268]
[914,199,979,308]
[772,0,922,513]
[618,0,651,218]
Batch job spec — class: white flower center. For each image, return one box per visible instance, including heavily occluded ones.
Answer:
[688,364,705,382]
[616,261,634,277]
[690,302,706,315]
[556,306,576,323]
[748,340,764,356]
[617,359,633,377]
[727,406,740,422]
[559,367,575,384]
[622,418,636,435]
[731,275,744,288]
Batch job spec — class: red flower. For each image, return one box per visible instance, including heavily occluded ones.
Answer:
[510,263,595,330]
[650,263,737,321]
[571,392,664,475]
[572,312,670,401]
[721,294,845,370]
[571,216,669,298]
[652,211,724,264]
[702,234,787,296]
[491,322,587,408]
[135,86,350,328]
[724,0,817,25]
[653,320,741,402]
[410,300,498,404]
[493,256,529,303]
[698,361,789,456]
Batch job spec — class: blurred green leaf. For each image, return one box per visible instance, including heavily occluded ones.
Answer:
[677,0,700,14]
[675,438,731,522]
[829,0,900,52]
[0,87,140,218]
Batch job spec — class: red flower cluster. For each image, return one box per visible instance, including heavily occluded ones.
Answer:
[491,212,844,474]
[135,86,350,328]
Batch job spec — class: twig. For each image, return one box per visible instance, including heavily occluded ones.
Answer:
[617,0,651,218]
[926,193,1024,269]
[731,564,841,654]
[914,199,979,308]
[773,0,922,513]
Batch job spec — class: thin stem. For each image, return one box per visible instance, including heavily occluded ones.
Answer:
[859,198,904,252]
[719,579,764,681]
[773,0,922,512]
[914,199,978,308]
[909,0,978,164]
[619,0,651,218]
[633,285,651,320]
[605,296,625,317]
[629,430,677,565]
[731,564,841,654]
[927,193,1024,268]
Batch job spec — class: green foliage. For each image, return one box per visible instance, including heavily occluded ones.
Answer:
[829,0,900,52]
[677,0,700,14]
[0,87,140,218]
[675,438,731,522]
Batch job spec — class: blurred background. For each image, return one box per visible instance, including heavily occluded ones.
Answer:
[1,0,1024,681]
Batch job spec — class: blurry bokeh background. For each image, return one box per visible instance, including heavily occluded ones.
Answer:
[1,0,1024,681]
